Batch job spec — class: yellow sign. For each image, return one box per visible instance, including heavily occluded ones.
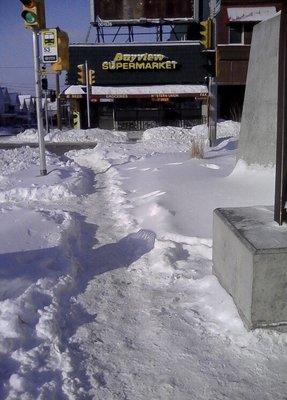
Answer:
[102,53,178,71]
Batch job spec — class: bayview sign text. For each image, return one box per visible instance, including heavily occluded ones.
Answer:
[102,53,178,71]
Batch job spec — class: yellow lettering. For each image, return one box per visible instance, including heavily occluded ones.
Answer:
[103,53,177,71]
[109,61,116,70]
[135,62,144,69]
[165,61,172,69]
[114,53,123,61]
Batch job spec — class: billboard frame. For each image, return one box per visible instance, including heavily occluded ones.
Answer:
[90,0,195,27]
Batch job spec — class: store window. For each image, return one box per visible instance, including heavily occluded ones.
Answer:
[229,23,256,45]
[229,24,242,44]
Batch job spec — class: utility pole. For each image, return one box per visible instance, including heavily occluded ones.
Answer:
[275,3,287,224]
[85,60,91,128]
[32,29,47,175]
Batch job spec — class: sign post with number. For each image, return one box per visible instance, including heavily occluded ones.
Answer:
[41,28,58,63]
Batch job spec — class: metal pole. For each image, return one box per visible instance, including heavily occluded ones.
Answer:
[68,103,72,128]
[193,0,199,21]
[56,73,62,130]
[275,4,287,225]
[44,90,49,134]
[85,60,91,128]
[208,77,217,147]
[32,30,47,176]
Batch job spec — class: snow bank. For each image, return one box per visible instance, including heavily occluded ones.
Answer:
[141,121,240,153]
[0,147,92,203]
[190,120,240,139]
[2,121,239,147]
[7,127,127,144]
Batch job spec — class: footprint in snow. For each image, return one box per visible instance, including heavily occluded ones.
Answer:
[94,229,156,272]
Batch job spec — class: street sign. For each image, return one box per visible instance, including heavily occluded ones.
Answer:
[41,28,58,63]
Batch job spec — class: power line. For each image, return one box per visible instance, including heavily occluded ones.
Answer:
[1,83,35,88]
[0,66,34,69]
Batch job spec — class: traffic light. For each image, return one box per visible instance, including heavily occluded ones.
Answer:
[41,77,48,91]
[77,64,86,85]
[200,18,212,49]
[51,29,70,72]
[50,90,56,102]
[202,52,216,78]
[20,0,46,30]
[89,69,96,85]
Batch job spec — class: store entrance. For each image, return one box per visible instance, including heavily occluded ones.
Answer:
[113,98,204,131]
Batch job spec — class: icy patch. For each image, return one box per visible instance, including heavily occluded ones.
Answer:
[201,163,220,170]
[138,190,166,200]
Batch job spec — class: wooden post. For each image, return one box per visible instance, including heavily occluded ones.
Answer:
[275,4,287,224]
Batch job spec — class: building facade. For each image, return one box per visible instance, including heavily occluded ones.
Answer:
[65,41,209,130]
[215,0,281,120]
[63,0,212,131]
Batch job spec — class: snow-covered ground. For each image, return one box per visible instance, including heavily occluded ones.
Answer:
[0,122,286,400]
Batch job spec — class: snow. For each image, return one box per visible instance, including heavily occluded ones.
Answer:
[2,127,127,143]
[64,84,208,97]
[0,121,286,399]
[227,6,277,22]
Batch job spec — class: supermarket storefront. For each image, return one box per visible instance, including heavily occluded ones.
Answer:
[65,42,208,130]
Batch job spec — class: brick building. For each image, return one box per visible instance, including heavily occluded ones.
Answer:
[215,0,281,120]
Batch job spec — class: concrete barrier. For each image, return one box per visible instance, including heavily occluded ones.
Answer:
[213,206,287,330]
[237,13,280,166]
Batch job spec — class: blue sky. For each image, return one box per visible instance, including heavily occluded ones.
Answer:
[0,0,90,94]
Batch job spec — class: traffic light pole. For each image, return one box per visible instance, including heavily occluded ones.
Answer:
[208,77,217,147]
[32,29,47,176]
[85,60,91,129]
[208,14,218,148]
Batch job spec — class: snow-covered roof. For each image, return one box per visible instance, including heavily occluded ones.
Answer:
[227,7,276,22]
[64,84,208,98]
[19,95,32,109]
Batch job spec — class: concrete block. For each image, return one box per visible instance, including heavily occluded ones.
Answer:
[213,206,287,330]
